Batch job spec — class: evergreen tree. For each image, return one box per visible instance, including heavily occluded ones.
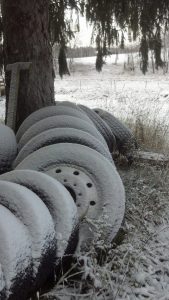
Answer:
[1,0,169,128]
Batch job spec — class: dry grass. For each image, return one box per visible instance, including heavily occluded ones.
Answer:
[125,116,169,154]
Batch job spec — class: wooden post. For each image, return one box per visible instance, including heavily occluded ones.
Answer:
[6,62,31,131]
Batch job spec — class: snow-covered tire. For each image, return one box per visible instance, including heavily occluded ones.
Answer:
[16,105,92,142]
[0,170,78,258]
[16,143,125,251]
[93,108,137,156]
[56,101,81,111]
[0,124,17,174]
[0,181,56,291]
[79,104,116,151]
[14,128,113,167]
[0,204,32,300]
[0,263,5,300]
[18,115,107,151]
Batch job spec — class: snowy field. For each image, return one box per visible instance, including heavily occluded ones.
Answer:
[54,54,169,151]
[1,53,169,129]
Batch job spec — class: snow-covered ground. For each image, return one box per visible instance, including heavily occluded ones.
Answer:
[54,54,169,129]
[1,53,169,128]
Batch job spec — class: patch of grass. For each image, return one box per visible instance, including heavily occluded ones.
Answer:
[125,116,169,153]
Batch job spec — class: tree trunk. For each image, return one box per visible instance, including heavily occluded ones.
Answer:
[2,0,55,131]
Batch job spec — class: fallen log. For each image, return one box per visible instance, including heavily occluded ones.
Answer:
[133,150,169,165]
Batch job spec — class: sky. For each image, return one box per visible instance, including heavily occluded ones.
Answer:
[76,17,93,47]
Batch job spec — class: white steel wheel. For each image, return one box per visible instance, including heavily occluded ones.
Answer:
[16,144,125,252]
[0,170,78,258]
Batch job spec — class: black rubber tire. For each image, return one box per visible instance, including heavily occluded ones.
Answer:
[0,263,5,300]
[16,105,92,142]
[0,181,56,291]
[0,170,78,258]
[18,115,107,151]
[16,143,125,251]
[93,108,137,156]
[0,124,17,174]
[0,204,33,300]
[14,128,113,167]
[79,104,116,151]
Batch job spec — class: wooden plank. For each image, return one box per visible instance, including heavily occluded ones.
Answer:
[133,150,169,165]
[6,62,31,131]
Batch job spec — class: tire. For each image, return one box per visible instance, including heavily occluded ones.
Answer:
[0,181,56,290]
[16,105,92,142]
[14,128,113,167]
[56,101,81,111]
[93,108,137,156]
[16,143,125,251]
[0,170,78,258]
[79,104,116,151]
[0,263,5,300]
[18,115,107,151]
[0,124,17,174]
[0,204,32,300]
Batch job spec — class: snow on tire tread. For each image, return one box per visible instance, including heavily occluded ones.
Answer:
[0,170,78,258]
[16,105,92,142]
[14,127,113,167]
[18,115,107,151]
[0,181,56,290]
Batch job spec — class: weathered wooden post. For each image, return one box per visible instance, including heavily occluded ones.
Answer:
[6,62,31,131]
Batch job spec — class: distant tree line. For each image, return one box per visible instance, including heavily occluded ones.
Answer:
[53,44,140,59]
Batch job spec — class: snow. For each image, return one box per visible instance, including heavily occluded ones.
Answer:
[13,127,112,167]
[18,115,107,151]
[54,54,169,138]
[0,124,17,173]
[16,105,92,142]
[16,143,125,249]
[0,263,5,297]
[0,204,32,298]
[0,170,78,258]
[0,180,56,280]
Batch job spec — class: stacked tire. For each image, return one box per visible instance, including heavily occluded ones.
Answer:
[0,101,137,298]
[0,170,78,299]
[13,101,126,248]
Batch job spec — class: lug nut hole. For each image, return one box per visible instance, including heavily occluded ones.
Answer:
[90,201,96,206]
[56,169,62,173]
[87,183,92,188]
[74,171,79,176]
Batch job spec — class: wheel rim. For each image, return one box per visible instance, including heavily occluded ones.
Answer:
[46,165,98,219]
